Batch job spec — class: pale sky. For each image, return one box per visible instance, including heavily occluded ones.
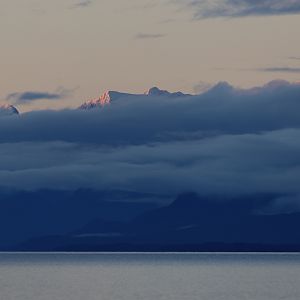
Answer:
[1,0,300,111]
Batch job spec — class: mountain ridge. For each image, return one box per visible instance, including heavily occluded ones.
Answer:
[0,104,19,116]
[79,87,192,110]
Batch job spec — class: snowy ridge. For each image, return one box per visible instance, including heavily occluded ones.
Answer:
[0,104,19,116]
[79,87,191,110]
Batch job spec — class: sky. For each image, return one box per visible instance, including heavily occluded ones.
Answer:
[1,0,300,111]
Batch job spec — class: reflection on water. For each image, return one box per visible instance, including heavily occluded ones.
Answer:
[0,253,300,300]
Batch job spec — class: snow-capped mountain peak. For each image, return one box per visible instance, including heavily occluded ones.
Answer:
[99,91,112,105]
[145,87,191,98]
[79,87,191,110]
[79,91,123,110]
[0,104,19,116]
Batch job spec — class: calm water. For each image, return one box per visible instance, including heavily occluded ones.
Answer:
[0,253,300,300]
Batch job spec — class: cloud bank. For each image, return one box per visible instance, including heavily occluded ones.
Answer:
[7,89,68,104]
[176,0,300,18]
[1,79,300,212]
[260,67,300,73]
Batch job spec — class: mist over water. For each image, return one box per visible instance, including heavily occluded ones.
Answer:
[1,253,300,300]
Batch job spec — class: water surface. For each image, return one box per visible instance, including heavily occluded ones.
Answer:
[0,253,299,300]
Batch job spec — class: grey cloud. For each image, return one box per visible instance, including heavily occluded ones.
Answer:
[0,129,300,200]
[7,89,69,104]
[135,33,167,40]
[259,67,300,73]
[73,0,93,8]
[175,0,300,18]
[289,56,300,60]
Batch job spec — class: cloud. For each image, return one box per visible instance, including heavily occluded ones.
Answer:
[175,0,300,18]
[134,33,167,40]
[0,129,300,200]
[1,80,300,144]
[193,81,213,94]
[6,88,70,104]
[0,80,300,206]
[263,194,300,214]
[73,0,93,8]
[259,67,300,73]
[289,56,300,60]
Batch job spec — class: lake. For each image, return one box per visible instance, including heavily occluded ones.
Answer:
[0,253,299,300]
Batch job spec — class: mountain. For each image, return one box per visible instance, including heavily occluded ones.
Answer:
[79,87,191,110]
[12,193,300,252]
[145,87,191,98]
[0,104,19,116]
[79,91,137,110]
[0,189,159,249]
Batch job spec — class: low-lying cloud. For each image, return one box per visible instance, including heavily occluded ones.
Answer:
[1,79,300,210]
[0,129,300,198]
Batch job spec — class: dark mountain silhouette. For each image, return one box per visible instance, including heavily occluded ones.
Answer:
[10,193,300,252]
[0,189,158,250]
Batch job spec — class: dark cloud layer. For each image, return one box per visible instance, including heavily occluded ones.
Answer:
[1,80,300,211]
[260,67,300,73]
[176,0,300,18]
[7,90,67,104]
[0,129,300,196]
